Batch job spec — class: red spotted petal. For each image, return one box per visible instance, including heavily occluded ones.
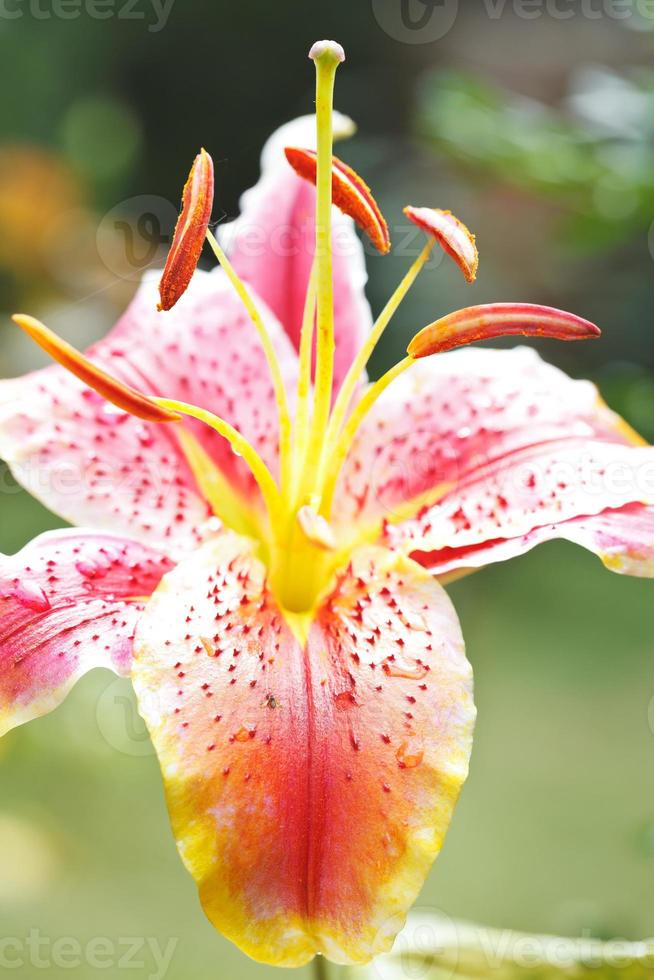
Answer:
[411,502,654,579]
[158,148,214,311]
[404,206,478,283]
[0,272,298,553]
[0,530,171,737]
[133,531,474,967]
[332,346,654,580]
[12,315,180,423]
[408,304,600,358]
[285,146,390,254]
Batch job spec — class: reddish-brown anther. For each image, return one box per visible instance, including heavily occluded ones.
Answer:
[284,146,390,254]
[404,206,479,283]
[408,303,601,358]
[12,314,181,423]
[158,148,214,311]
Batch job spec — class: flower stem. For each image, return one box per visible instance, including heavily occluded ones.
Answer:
[312,955,329,980]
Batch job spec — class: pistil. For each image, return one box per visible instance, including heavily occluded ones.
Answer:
[298,41,344,506]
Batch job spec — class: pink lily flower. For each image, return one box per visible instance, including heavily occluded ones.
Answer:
[1,40,653,970]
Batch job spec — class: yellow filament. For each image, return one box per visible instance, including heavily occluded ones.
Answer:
[291,259,317,492]
[153,397,282,528]
[319,356,414,516]
[175,426,262,539]
[205,229,293,493]
[326,240,434,451]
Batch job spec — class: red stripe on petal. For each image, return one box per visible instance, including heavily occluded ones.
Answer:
[408,303,600,358]
[158,148,214,311]
[133,531,473,967]
[12,315,181,423]
[285,147,390,254]
[404,206,478,283]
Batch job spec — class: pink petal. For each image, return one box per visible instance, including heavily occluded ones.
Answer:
[386,439,654,568]
[335,346,654,577]
[410,502,654,579]
[133,531,473,966]
[221,114,373,396]
[0,530,171,736]
[0,270,298,553]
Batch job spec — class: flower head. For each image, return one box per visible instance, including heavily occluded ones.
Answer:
[1,41,653,969]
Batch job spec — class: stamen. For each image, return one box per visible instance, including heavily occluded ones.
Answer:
[284,147,390,255]
[404,206,478,283]
[175,427,262,539]
[205,230,293,492]
[12,314,181,423]
[320,356,414,517]
[324,240,434,463]
[158,148,214,311]
[291,259,317,491]
[408,303,601,358]
[154,397,282,529]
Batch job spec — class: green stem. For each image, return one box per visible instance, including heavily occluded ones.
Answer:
[312,955,329,980]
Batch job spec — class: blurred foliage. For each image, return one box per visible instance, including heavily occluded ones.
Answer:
[416,65,654,252]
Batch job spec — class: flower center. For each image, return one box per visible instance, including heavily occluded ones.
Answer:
[12,39,598,620]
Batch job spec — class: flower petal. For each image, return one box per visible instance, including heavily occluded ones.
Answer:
[0,270,298,552]
[285,147,391,254]
[0,530,171,737]
[334,346,654,580]
[410,502,654,579]
[133,531,474,967]
[404,207,478,283]
[408,304,600,358]
[221,114,373,395]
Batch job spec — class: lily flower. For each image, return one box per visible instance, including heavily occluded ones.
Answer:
[1,39,653,970]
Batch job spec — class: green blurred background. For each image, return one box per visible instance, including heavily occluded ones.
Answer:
[1,2,654,978]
